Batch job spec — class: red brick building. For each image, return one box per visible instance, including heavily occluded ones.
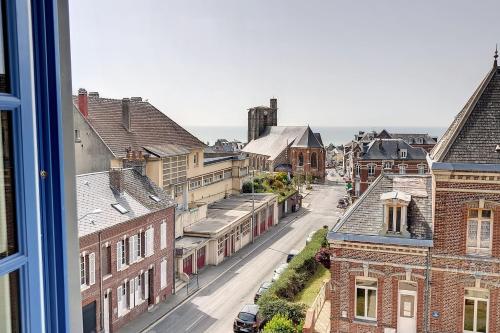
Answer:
[329,56,500,333]
[242,98,326,180]
[350,138,428,198]
[78,168,175,333]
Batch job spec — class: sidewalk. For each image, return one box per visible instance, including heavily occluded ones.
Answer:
[118,208,308,333]
[313,300,331,333]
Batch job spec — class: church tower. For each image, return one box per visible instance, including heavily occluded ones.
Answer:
[247,98,278,142]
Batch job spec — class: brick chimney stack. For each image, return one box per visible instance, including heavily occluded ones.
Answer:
[109,168,124,195]
[78,88,88,118]
[270,98,277,110]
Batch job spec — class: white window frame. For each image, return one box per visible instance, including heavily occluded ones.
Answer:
[400,149,407,159]
[160,220,167,250]
[463,288,489,333]
[355,278,378,321]
[80,254,86,287]
[355,164,360,176]
[386,204,404,233]
[399,165,406,174]
[467,209,492,256]
[418,164,425,174]
[368,164,375,176]
[160,258,167,289]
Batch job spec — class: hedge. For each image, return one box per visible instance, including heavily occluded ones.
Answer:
[257,228,328,323]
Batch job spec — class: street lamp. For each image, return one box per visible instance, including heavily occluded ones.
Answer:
[251,170,255,244]
[78,208,103,221]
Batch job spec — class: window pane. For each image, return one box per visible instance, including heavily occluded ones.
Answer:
[480,221,490,249]
[356,288,365,317]
[481,210,491,219]
[467,220,477,247]
[396,207,401,232]
[388,206,394,231]
[0,271,20,333]
[0,1,9,93]
[367,289,377,318]
[0,112,16,258]
[463,299,474,331]
[468,209,478,218]
[476,300,487,333]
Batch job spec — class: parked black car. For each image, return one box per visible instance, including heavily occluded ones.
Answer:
[254,281,272,303]
[286,249,299,263]
[233,304,264,333]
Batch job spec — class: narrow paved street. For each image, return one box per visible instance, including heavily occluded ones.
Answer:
[146,177,345,333]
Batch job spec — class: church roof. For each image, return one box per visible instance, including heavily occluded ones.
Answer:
[242,126,323,160]
[431,60,500,164]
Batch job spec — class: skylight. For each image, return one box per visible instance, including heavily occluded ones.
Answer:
[150,194,161,202]
[111,203,129,214]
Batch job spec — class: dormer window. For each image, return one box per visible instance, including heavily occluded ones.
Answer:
[387,206,402,232]
[400,149,407,159]
[381,191,411,236]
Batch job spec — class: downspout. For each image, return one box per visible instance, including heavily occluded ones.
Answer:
[172,208,176,295]
[423,247,432,333]
[98,231,104,332]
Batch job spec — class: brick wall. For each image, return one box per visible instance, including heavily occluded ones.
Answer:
[79,206,175,332]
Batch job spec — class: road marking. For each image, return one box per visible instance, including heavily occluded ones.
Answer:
[184,314,205,332]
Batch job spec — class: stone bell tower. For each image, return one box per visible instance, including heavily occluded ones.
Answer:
[247,98,278,142]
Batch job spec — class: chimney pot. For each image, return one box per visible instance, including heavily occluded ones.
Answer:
[109,168,124,195]
[88,91,99,98]
[131,97,142,102]
[78,88,88,118]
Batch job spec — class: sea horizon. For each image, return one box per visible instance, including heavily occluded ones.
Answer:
[186,125,448,147]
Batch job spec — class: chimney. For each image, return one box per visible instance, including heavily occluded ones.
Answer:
[88,91,99,98]
[109,168,124,195]
[122,98,131,131]
[270,98,277,110]
[130,97,142,102]
[78,88,88,118]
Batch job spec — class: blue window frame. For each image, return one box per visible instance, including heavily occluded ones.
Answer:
[0,0,78,332]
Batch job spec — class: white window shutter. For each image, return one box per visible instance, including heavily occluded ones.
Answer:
[129,280,135,309]
[89,253,95,285]
[129,237,134,264]
[161,222,166,250]
[135,276,141,302]
[116,242,122,271]
[144,270,149,300]
[150,227,155,256]
[144,230,150,257]
[117,285,123,316]
[161,259,167,289]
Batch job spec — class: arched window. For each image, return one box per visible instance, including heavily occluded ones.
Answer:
[311,152,318,168]
[298,152,304,166]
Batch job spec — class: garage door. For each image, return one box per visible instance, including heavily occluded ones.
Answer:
[82,301,97,333]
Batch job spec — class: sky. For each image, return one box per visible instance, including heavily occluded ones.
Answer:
[69,0,500,128]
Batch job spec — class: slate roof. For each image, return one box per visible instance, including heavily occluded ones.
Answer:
[143,144,190,158]
[73,95,205,158]
[242,126,323,160]
[77,168,175,237]
[332,174,432,242]
[360,139,427,160]
[390,133,437,145]
[431,62,500,163]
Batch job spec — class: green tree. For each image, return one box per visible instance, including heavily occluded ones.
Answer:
[263,314,297,333]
